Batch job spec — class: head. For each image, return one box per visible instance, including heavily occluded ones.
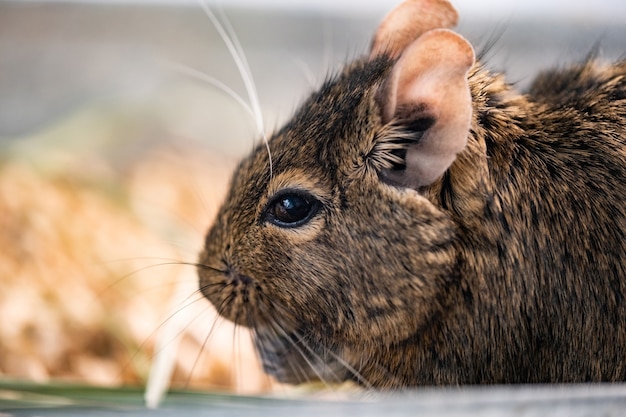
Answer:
[198,0,475,385]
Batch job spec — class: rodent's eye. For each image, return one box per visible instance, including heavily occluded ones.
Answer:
[266,191,320,228]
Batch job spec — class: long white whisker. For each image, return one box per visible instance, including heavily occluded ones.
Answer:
[216,7,261,122]
[198,1,262,133]
[165,60,256,122]
[198,1,273,177]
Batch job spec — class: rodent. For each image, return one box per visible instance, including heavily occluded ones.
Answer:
[197,0,626,387]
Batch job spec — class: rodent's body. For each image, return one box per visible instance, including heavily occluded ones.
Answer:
[198,0,625,387]
[383,61,626,385]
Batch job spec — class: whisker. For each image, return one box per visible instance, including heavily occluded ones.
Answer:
[252,322,312,388]
[91,259,202,307]
[198,2,263,133]
[289,329,347,384]
[310,336,375,390]
[230,307,244,394]
[143,293,214,355]
[265,317,335,388]
[97,259,225,306]
[146,284,238,408]
[212,290,237,320]
[250,330,285,395]
[236,324,248,394]
[183,311,224,390]
[165,61,256,122]
[144,286,215,408]
[216,7,260,117]
[293,58,317,88]
[252,302,311,385]
[195,262,228,273]
[254,296,338,389]
[198,0,273,178]
[196,282,230,298]
[351,345,399,389]
[258,295,375,390]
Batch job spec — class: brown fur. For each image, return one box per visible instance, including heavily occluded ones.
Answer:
[198,6,626,387]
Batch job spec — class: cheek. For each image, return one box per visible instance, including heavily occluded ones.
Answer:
[316,190,458,343]
[253,235,352,330]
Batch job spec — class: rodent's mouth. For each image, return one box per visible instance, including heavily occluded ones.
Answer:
[254,327,351,385]
[198,261,353,384]
[198,265,261,327]
[198,263,297,330]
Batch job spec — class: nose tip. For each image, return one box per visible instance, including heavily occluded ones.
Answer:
[230,271,253,285]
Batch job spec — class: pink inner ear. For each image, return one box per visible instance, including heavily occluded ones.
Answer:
[382,29,475,188]
[371,0,459,59]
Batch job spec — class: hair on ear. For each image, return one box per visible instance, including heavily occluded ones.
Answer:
[376,29,475,189]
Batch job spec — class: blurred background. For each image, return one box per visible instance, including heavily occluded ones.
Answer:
[0,0,624,397]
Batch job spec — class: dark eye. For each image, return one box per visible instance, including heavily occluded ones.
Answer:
[267,191,319,228]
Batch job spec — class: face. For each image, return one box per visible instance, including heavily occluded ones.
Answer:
[198,57,458,386]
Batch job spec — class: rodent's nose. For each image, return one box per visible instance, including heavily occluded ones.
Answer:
[229,271,254,285]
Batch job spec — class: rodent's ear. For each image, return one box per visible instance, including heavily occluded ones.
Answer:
[379,29,475,188]
[370,0,458,59]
